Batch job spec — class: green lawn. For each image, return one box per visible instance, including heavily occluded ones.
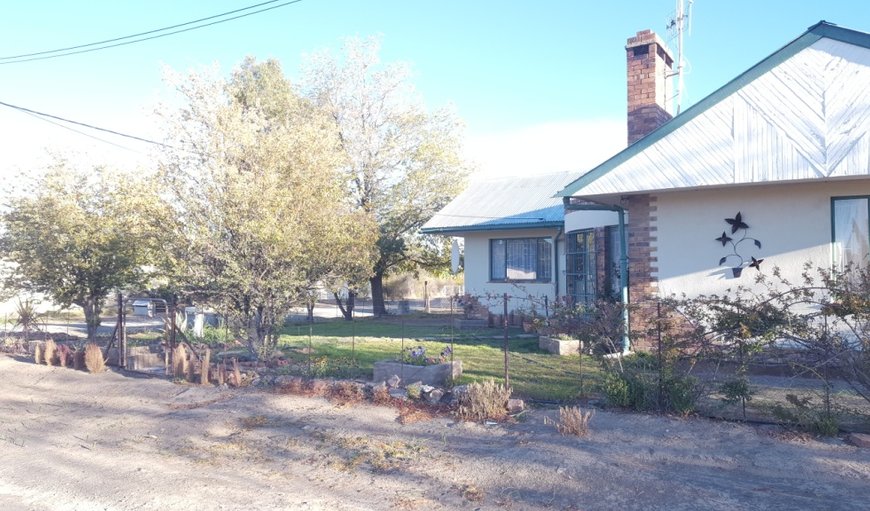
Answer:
[278,316,600,401]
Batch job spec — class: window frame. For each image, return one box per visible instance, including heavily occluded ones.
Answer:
[565,229,597,307]
[831,195,870,270]
[489,237,553,283]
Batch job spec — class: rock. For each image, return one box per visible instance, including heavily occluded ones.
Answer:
[389,388,408,401]
[426,389,444,404]
[449,384,469,404]
[421,385,435,394]
[387,374,401,389]
[846,433,870,448]
[507,398,525,414]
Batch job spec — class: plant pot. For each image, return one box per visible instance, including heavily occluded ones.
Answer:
[731,267,743,278]
[538,335,581,356]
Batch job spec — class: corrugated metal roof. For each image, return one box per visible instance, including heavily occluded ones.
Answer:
[421,172,575,234]
[559,22,870,198]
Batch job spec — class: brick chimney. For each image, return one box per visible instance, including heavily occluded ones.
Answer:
[626,30,674,145]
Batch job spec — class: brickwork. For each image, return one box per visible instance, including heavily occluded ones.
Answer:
[626,29,674,145]
[621,194,659,350]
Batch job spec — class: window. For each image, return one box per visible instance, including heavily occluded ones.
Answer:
[566,227,624,307]
[832,196,870,271]
[566,230,596,307]
[490,238,552,282]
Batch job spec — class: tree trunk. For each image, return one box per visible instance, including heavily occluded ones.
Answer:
[333,291,355,321]
[82,297,102,342]
[370,272,387,316]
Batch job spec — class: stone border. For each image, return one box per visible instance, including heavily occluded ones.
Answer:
[538,335,581,356]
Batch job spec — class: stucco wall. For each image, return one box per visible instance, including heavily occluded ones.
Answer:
[654,179,870,299]
[462,228,563,313]
[564,210,619,233]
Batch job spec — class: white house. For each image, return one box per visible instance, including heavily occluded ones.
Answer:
[425,21,870,350]
[421,172,577,313]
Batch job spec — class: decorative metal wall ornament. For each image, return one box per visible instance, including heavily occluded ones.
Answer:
[715,211,763,277]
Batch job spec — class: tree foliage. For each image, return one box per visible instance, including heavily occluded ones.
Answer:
[0,161,160,340]
[158,58,378,354]
[302,37,469,315]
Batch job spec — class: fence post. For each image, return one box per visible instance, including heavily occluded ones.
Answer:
[503,292,510,389]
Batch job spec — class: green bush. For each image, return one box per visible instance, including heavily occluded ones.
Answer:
[772,394,840,436]
[600,365,698,415]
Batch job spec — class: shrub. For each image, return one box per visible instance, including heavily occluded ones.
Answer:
[371,384,391,404]
[406,382,423,400]
[43,339,57,366]
[84,343,106,373]
[56,344,72,367]
[772,394,840,436]
[455,379,511,422]
[330,381,364,405]
[548,406,593,437]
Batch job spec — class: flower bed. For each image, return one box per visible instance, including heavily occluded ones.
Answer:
[538,335,581,356]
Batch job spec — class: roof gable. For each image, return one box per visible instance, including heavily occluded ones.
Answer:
[559,22,870,198]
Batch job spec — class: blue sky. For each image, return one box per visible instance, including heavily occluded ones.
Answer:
[2,0,869,179]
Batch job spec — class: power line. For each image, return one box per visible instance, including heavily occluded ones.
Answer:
[0,0,303,65]
[0,99,170,148]
[18,109,144,154]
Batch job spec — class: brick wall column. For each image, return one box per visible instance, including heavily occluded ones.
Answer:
[621,194,659,350]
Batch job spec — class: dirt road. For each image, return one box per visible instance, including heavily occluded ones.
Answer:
[0,354,868,510]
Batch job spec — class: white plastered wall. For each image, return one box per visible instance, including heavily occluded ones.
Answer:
[462,228,564,313]
[654,179,870,299]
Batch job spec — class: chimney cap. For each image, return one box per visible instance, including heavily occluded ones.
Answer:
[625,29,673,56]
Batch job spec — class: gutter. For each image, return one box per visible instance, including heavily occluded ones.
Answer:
[563,197,631,353]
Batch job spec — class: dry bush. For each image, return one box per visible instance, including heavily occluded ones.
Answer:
[33,343,43,365]
[371,384,392,405]
[172,344,188,380]
[305,379,331,397]
[240,415,269,429]
[330,381,365,405]
[546,406,594,437]
[455,379,511,422]
[186,352,195,381]
[56,344,72,368]
[276,376,305,394]
[200,349,210,385]
[84,343,106,373]
[43,339,57,366]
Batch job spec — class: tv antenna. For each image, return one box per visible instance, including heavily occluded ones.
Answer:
[666,0,693,114]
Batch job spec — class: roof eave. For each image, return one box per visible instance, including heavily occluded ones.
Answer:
[421,221,564,236]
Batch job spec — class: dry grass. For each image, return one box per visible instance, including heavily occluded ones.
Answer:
[33,343,42,365]
[84,343,106,373]
[43,339,57,366]
[240,415,269,429]
[329,381,365,405]
[231,358,242,387]
[216,361,226,386]
[460,484,485,503]
[546,406,594,437]
[305,379,331,397]
[455,379,511,422]
[397,402,435,425]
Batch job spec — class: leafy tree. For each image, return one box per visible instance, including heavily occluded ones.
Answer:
[0,161,160,340]
[158,58,377,355]
[303,37,469,316]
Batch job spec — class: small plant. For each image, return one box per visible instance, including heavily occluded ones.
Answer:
[14,298,41,342]
[400,345,452,366]
[32,342,43,364]
[43,338,57,366]
[546,406,593,437]
[455,379,511,422]
[73,348,85,370]
[84,343,106,373]
[231,357,242,387]
[772,393,840,436]
[406,382,423,400]
[240,415,269,429]
[720,377,753,418]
